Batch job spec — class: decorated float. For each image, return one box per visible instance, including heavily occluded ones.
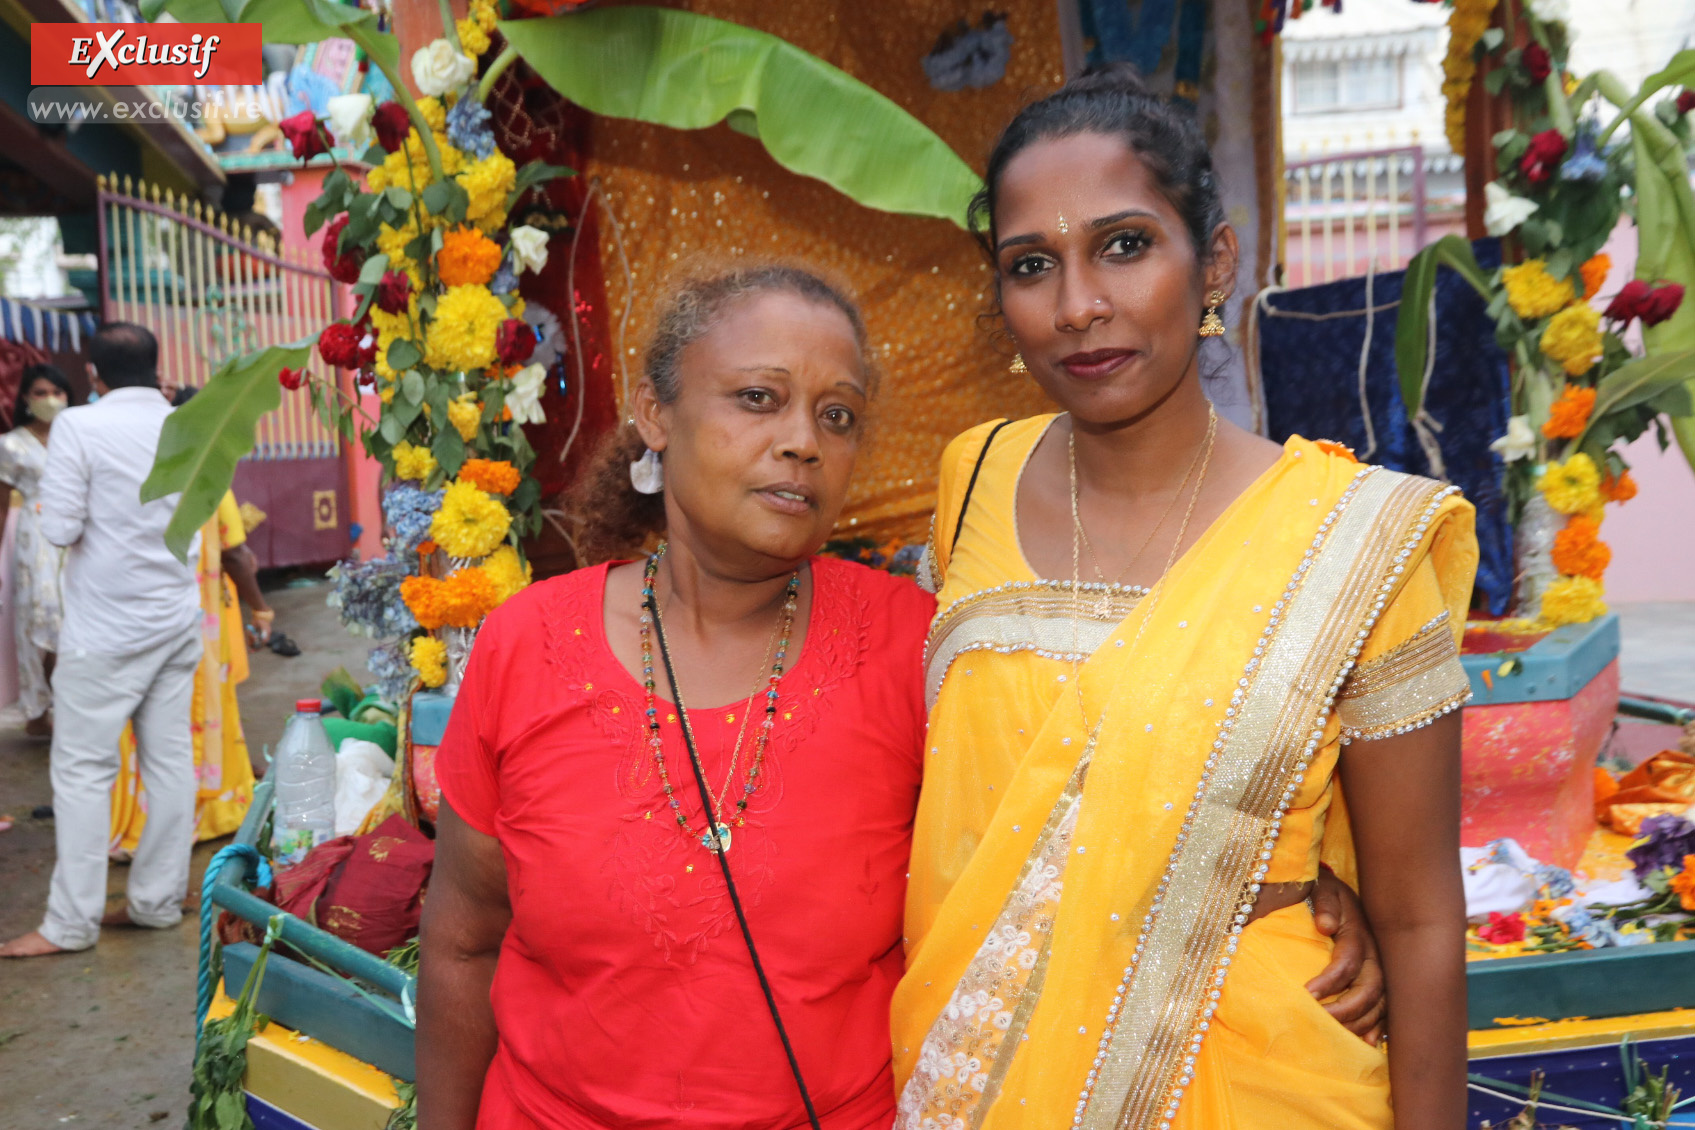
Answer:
[137,0,1695,1126]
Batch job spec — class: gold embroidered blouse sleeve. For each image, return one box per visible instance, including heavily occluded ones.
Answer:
[1334,554,1472,742]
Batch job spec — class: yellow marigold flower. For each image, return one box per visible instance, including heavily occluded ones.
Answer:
[380,383,395,405]
[437,227,503,288]
[401,574,448,629]
[416,97,447,133]
[456,17,490,57]
[1441,0,1499,152]
[458,458,522,495]
[371,296,420,381]
[1579,253,1611,299]
[1541,384,1597,438]
[471,0,498,33]
[410,635,448,688]
[459,152,516,226]
[1551,515,1610,580]
[1539,575,1607,627]
[1503,259,1576,321]
[447,394,482,443]
[376,219,423,291]
[365,162,389,193]
[1537,453,1603,515]
[1541,303,1603,376]
[392,440,437,482]
[431,480,511,559]
[425,285,508,373]
[482,544,532,605]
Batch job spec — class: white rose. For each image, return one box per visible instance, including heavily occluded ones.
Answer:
[1483,181,1539,237]
[325,93,373,150]
[506,363,547,425]
[1489,415,1537,462]
[508,225,550,275]
[1528,0,1569,24]
[410,39,476,98]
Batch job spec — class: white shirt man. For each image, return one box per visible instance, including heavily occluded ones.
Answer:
[1,323,203,957]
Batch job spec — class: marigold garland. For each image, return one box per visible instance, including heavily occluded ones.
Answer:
[447,394,483,443]
[410,635,448,688]
[1579,253,1612,299]
[1601,469,1639,503]
[1537,453,1603,515]
[1673,856,1695,913]
[458,458,522,495]
[438,567,501,627]
[1503,259,1576,321]
[430,479,511,559]
[425,285,509,373]
[1542,384,1597,438]
[1539,575,1608,626]
[392,440,437,482]
[400,574,450,630]
[437,227,503,288]
[1442,0,1501,154]
[460,152,516,232]
[482,544,532,604]
[1541,304,1604,376]
[1550,515,1610,579]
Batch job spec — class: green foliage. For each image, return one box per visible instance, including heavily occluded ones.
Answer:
[142,340,316,562]
[498,6,982,227]
[1394,236,1493,419]
[1577,351,1695,459]
[386,1081,417,1130]
[187,925,278,1130]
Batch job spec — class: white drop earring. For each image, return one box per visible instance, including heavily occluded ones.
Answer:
[629,448,664,494]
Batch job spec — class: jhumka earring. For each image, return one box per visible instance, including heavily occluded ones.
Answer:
[1009,353,1029,375]
[1198,291,1227,338]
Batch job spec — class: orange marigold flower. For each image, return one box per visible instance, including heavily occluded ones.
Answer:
[1579,253,1612,299]
[1672,855,1695,912]
[436,226,503,288]
[1542,385,1597,439]
[1551,515,1611,579]
[458,458,522,495]
[1601,469,1638,503]
[438,566,501,628]
[400,574,450,630]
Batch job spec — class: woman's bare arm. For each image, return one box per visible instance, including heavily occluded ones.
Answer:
[1339,710,1467,1130]
[417,799,511,1130]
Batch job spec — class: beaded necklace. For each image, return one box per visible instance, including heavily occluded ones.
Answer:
[639,543,800,854]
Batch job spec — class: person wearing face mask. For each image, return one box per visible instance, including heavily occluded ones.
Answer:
[0,364,73,737]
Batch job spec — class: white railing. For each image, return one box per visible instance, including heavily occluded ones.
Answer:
[1284,145,1431,287]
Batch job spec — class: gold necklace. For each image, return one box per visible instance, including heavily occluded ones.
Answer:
[1068,404,1219,731]
[1071,419,1210,607]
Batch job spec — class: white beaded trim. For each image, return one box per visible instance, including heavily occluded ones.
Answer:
[1338,686,1470,743]
[1070,474,1459,1129]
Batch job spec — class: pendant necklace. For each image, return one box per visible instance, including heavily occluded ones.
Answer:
[640,543,800,854]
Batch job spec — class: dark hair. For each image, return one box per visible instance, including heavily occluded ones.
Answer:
[13,364,72,428]
[89,322,159,388]
[970,63,1226,266]
[172,386,198,408]
[565,263,874,567]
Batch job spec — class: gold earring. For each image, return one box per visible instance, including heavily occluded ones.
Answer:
[1198,291,1227,338]
[1009,353,1029,375]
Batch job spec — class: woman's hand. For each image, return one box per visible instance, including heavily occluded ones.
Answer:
[1305,867,1386,1044]
[417,799,512,1130]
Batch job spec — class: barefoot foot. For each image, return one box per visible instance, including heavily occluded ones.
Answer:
[0,930,71,958]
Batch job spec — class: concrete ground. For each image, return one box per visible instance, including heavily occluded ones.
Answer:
[0,578,371,1130]
[1615,601,1695,703]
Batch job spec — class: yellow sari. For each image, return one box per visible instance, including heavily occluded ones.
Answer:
[110,493,255,850]
[893,416,1477,1130]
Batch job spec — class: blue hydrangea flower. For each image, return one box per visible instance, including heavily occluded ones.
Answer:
[1560,127,1608,182]
[446,94,496,160]
[367,639,416,702]
[384,484,442,558]
[327,556,419,639]
[490,258,518,295]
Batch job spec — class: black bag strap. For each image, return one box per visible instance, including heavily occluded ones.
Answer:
[949,419,1012,555]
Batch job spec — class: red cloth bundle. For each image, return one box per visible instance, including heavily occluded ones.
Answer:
[267,815,434,956]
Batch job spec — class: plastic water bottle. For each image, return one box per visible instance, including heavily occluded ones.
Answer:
[270,698,338,866]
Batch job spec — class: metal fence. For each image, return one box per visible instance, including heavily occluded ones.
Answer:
[1283,145,1430,288]
[97,174,341,460]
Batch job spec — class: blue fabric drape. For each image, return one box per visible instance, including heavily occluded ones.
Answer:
[1258,240,1514,614]
[1082,0,1180,72]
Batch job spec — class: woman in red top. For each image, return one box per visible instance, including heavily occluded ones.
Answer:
[418,265,1383,1130]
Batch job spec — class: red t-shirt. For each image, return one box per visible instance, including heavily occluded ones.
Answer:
[435,557,935,1130]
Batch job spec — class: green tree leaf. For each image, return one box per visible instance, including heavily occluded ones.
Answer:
[1394,235,1493,418]
[142,339,316,561]
[1577,350,1695,449]
[497,6,982,228]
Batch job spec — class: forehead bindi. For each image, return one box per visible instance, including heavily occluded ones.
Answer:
[996,132,1184,241]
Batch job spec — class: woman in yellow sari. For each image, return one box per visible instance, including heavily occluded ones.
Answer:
[894,67,1475,1130]
[110,491,255,852]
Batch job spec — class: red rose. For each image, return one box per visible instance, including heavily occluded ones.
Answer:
[318,321,378,369]
[278,367,306,391]
[375,270,411,315]
[495,319,535,366]
[1478,912,1526,945]
[1640,283,1686,327]
[372,101,411,154]
[1521,44,1551,83]
[278,110,327,161]
[1604,278,1653,322]
[321,214,365,285]
[1519,129,1568,186]
[1678,90,1695,116]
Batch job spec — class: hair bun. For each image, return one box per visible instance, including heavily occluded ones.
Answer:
[1064,61,1155,99]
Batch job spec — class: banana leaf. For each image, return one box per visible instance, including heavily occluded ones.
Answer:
[496,6,982,228]
[142,339,317,562]
[1393,235,1494,418]
[140,0,391,53]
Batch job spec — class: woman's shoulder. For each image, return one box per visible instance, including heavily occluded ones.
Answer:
[939,414,1057,478]
[479,560,613,642]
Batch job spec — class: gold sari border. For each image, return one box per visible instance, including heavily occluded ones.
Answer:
[1337,612,1472,741]
[1079,470,1460,1130]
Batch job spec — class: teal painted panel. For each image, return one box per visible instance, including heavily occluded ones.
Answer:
[1466,938,1695,1029]
[410,690,455,746]
[1461,613,1620,706]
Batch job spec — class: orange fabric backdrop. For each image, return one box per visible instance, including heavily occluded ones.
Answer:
[584,1,1065,544]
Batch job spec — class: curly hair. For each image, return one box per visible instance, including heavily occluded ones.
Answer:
[564,262,874,566]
